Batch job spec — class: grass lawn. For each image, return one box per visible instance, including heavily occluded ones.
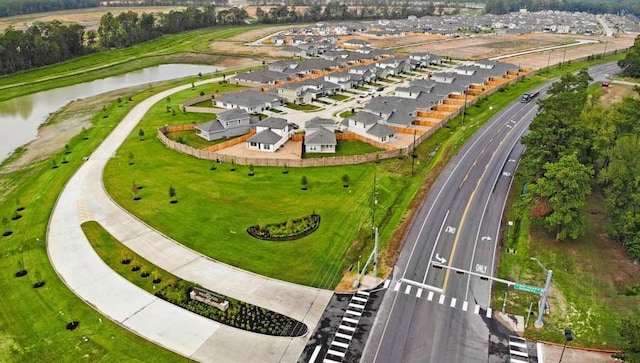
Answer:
[81,221,178,294]
[285,103,321,111]
[0,81,194,362]
[329,94,349,101]
[303,140,383,158]
[166,130,219,149]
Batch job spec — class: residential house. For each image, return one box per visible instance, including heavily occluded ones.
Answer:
[246,117,291,152]
[305,117,337,153]
[214,90,283,113]
[277,80,325,104]
[195,109,252,141]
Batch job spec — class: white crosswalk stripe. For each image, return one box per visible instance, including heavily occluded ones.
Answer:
[383,280,494,320]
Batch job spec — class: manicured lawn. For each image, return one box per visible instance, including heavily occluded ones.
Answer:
[303,140,383,158]
[329,94,349,101]
[82,221,178,294]
[0,81,192,362]
[167,130,218,149]
[285,103,321,111]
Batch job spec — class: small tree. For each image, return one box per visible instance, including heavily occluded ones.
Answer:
[16,198,24,212]
[138,128,145,141]
[282,163,289,174]
[342,174,350,188]
[64,144,71,154]
[128,152,135,165]
[51,159,58,169]
[301,176,308,190]
[132,181,140,200]
[168,186,177,203]
[248,164,255,176]
[230,159,236,172]
[2,217,12,237]
[191,82,195,89]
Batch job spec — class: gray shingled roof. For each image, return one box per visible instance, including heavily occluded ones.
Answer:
[248,129,282,145]
[350,111,382,125]
[305,126,337,145]
[216,90,282,109]
[195,120,224,133]
[367,123,396,138]
[258,117,288,129]
[307,117,334,129]
[217,108,249,122]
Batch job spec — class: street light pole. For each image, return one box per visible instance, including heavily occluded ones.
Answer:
[461,87,468,124]
[531,257,553,328]
[558,329,574,362]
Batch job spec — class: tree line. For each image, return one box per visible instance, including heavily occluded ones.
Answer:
[255,2,441,23]
[0,0,98,18]
[618,35,640,78]
[485,0,640,16]
[520,56,640,261]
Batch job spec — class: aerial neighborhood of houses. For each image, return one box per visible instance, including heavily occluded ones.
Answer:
[176,10,638,158]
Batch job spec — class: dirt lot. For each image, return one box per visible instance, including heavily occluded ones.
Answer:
[0,7,185,32]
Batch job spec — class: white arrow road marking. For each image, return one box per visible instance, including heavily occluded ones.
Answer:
[481,236,492,241]
[435,254,447,264]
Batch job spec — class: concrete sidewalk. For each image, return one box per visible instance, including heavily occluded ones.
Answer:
[48,78,333,362]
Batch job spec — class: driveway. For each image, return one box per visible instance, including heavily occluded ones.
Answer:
[47,78,333,362]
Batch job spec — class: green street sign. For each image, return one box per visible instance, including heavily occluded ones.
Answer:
[514,283,543,295]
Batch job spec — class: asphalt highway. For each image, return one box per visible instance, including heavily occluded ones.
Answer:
[360,63,620,363]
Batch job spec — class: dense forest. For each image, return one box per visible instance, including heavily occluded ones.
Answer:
[485,0,640,16]
[520,38,640,260]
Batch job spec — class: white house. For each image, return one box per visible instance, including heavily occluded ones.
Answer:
[246,117,291,152]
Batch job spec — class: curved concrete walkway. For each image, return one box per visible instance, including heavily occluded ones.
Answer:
[48,79,333,362]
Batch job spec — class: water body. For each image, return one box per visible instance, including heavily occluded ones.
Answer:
[0,64,222,162]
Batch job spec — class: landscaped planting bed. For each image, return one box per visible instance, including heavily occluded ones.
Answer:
[247,213,320,241]
[156,280,308,337]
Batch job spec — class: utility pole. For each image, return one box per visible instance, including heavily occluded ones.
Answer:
[547,50,552,70]
[411,129,417,176]
[373,227,379,277]
[461,87,468,124]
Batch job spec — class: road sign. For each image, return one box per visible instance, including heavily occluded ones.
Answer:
[514,283,543,295]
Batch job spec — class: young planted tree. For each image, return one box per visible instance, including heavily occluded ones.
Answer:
[301,176,308,190]
[16,198,24,212]
[342,174,350,188]
[128,152,135,165]
[282,163,289,174]
[138,128,145,141]
[132,181,141,201]
[64,144,71,154]
[248,164,255,176]
[230,159,236,172]
[2,217,12,237]
[169,186,177,204]
[51,159,58,169]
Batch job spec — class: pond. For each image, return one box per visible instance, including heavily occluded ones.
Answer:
[0,64,222,162]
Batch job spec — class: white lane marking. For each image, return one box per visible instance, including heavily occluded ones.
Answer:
[356,290,370,296]
[393,282,401,292]
[352,296,368,303]
[348,303,365,310]
[438,294,446,305]
[450,297,457,308]
[475,264,487,273]
[309,345,322,363]
[404,285,412,295]
[462,301,468,311]
[383,279,390,289]
[339,325,356,332]
[510,349,528,357]
[343,317,358,324]
[335,332,352,340]
[416,288,423,298]
[427,291,434,301]
[423,210,450,284]
[327,349,345,358]
[332,341,350,349]
[445,226,457,234]
[537,342,545,363]
[401,278,444,293]
[474,304,480,314]
[486,307,492,318]
[345,310,362,317]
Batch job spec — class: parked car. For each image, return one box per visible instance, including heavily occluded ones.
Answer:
[376,87,384,92]
[359,93,368,98]
[288,122,300,130]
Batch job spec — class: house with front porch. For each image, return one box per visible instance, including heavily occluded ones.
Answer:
[305,126,336,154]
[246,117,291,152]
